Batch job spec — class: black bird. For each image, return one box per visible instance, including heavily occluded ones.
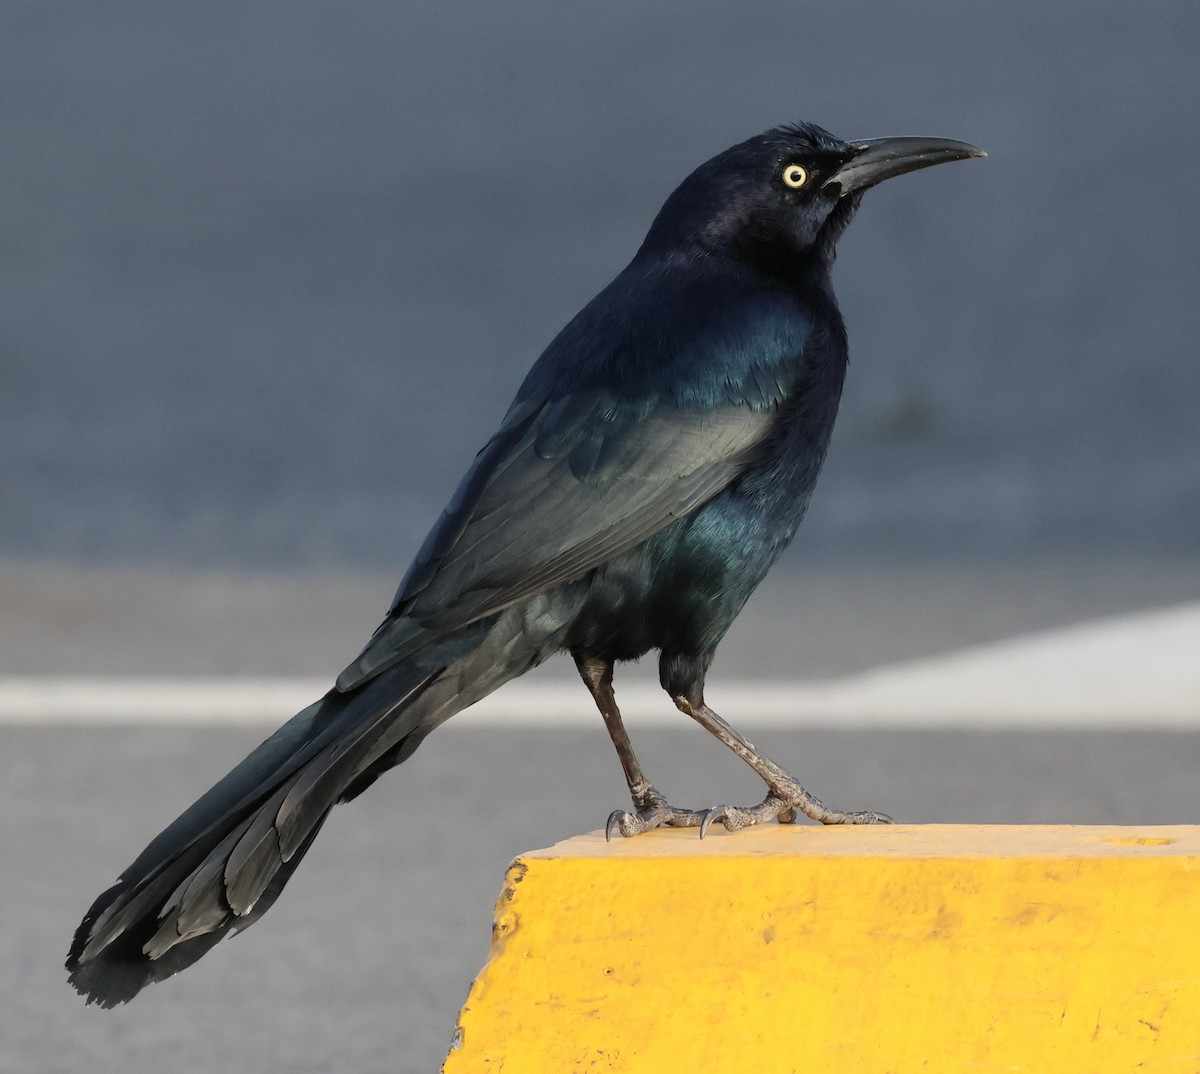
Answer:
[67,121,983,1006]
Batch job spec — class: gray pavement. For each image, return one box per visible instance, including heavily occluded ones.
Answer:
[9,723,1200,1074]
[6,552,1200,680]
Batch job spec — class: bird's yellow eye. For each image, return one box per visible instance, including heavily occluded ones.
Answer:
[782,164,808,189]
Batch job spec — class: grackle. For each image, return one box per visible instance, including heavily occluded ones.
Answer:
[67,121,983,1005]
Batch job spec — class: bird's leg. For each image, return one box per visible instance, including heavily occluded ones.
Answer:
[672,694,893,834]
[574,654,706,838]
[575,656,655,805]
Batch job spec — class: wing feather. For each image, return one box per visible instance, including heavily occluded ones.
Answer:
[337,391,777,691]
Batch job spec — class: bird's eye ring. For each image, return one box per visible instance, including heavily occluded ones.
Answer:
[782,164,808,189]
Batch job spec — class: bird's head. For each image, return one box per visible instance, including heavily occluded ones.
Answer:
[641,121,984,277]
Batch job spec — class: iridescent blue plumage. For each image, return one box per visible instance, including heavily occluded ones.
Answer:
[67,121,983,1005]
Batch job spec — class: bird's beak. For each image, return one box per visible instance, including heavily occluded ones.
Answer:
[823,137,986,196]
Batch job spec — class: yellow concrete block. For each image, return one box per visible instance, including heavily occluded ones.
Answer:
[442,825,1200,1072]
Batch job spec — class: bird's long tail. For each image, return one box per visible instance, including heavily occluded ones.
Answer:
[66,607,561,1007]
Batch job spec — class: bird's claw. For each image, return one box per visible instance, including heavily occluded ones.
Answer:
[604,788,708,840]
[605,809,632,841]
[698,796,786,837]
[837,809,894,825]
[697,805,751,838]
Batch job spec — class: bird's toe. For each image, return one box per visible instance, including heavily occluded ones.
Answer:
[838,809,894,825]
[765,774,894,826]
[604,794,708,839]
[605,809,657,839]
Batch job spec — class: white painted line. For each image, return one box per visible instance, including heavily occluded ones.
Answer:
[2,602,1198,728]
[0,677,329,725]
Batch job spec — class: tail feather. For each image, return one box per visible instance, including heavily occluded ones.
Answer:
[66,652,447,1006]
[67,819,329,1008]
[272,681,426,861]
[66,597,574,1006]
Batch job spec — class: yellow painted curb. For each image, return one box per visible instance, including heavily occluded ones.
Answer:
[442,825,1200,1072]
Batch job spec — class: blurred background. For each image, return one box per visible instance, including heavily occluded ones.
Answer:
[3,1,1199,680]
[4,3,1199,1072]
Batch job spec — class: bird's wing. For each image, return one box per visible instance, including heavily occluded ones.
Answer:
[336,388,778,690]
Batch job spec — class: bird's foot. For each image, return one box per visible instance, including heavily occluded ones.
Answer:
[698,780,893,836]
[770,773,893,826]
[606,780,892,840]
[605,786,706,840]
